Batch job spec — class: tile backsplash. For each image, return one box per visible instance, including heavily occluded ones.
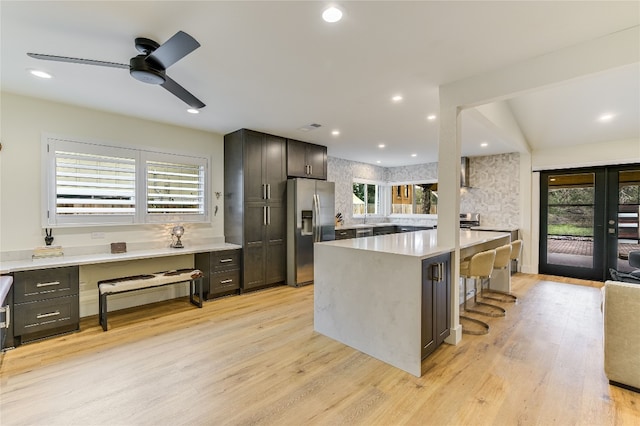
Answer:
[327,152,520,228]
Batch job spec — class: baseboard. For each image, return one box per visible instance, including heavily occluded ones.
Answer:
[609,380,640,393]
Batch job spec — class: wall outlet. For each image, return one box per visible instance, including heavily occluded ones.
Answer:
[91,232,105,239]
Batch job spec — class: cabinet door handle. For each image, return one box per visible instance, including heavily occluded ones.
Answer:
[310,165,313,175]
[36,311,61,319]
[219,258,233,263]
[263,206,267,225]
[267,206,271,225]
[220,279,233,284]
[36,281,61,287]
[267,184,271,199]
[262,184,267,200]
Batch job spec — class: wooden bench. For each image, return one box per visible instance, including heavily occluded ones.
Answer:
[97,269,204,331]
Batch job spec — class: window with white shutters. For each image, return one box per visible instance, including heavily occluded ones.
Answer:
[44,136,209,226]
[145,155,206,222]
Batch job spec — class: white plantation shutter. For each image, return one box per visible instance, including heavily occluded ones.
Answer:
[56,151,136,215]
[146,159,205,216]
[44,136,209,226]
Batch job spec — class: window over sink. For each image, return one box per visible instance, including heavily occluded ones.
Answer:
[352,179,382,216]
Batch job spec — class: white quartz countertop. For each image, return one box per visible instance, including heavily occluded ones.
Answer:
[317,229,510,259]
[0,242,241,274]
[471,226,519,232]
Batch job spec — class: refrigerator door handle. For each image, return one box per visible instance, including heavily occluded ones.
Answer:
[314,193,321,242]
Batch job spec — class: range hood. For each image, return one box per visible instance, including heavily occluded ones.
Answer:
[461,157,471,188]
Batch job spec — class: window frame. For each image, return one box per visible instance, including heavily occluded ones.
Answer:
[352,178,386,218]
[42,134,210,227]
[388,180,439,219]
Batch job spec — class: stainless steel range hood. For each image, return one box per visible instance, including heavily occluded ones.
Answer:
[461,157,470,188]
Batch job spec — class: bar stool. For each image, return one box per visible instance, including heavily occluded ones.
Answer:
[510,239,523,275]
[481,243,518,303]
[459,249,502,335]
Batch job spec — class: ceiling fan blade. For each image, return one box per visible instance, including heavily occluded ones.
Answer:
[147,31,200,69]
[161,75,205,109]
[27,53,129,69]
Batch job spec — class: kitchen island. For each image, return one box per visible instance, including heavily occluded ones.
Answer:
[314,229,510,377]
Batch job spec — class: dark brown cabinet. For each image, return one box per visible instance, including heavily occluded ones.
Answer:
[335,229,356,240]
[225,129,287,292]
[195,249,241,299]
[287,139,327,180]
[12,266,79,344]
[421,253,451,359]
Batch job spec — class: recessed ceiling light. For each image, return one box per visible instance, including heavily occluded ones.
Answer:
[187,108,200,114]
[322,6,343,23]
[480,142,488,147]
[392,95,403,102]
[29,69,52,79]
[427,115,437,120]
[376,160,381,164]
[331,130,340,136]
[598,113,615,121]
[378,144,386,148]
[411,153,417,157]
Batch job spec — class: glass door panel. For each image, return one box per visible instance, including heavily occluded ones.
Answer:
[608,168,640,274]
[540,170,605,280]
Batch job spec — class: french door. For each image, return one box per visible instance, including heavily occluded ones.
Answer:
[539,165,640,281]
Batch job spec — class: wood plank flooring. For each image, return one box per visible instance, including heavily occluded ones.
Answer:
[1,274,638,425]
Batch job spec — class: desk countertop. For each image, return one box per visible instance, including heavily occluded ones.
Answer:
[0,242,241,274]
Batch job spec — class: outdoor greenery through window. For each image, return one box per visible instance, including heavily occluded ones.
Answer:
[391,183,438,215]
[547,173,594,237]
[45,136,208,226]
[352,181,380,215]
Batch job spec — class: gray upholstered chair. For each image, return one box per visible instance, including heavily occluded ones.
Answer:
[603,280,640,392]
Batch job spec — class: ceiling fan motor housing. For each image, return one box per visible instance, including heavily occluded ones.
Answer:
[129,55,165,85]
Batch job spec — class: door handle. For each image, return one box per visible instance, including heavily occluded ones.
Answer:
[267,184,271,200]
[262,184,267,200]
[267,206,271,225]
[263,206,267,225]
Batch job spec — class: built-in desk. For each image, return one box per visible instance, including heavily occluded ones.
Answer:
[314,229,511,377]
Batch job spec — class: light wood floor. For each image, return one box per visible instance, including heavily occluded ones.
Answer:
[1,274,638,425]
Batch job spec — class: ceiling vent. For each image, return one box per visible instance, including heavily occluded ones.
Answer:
[297,123,322,132]
[461,157,471,188]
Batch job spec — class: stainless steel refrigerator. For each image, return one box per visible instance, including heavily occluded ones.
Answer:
[286,178,335,287]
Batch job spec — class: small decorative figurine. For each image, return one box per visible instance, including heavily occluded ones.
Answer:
[45,228,54,246]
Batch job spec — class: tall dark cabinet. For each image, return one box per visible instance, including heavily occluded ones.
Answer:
[224,129,287,291]
[421,252,451,359]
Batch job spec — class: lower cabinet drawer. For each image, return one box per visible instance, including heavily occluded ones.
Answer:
[13,296,79,336]
[209,270,240,295]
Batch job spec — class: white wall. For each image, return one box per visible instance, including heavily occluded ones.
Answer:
[0,92,225,252]
[532,138,640,170]
[0,92,225,316]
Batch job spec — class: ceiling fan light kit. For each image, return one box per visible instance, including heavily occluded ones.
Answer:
[26,31,206,110]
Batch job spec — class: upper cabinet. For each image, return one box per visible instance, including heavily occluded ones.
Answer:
[287,139,327,180]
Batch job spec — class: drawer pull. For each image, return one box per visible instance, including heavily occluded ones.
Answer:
[36,281,61,288]
[36,311,61,319]
[219,259,234,263]
[220,279,233,284]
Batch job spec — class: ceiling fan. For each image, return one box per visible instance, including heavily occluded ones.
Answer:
[27,31,205,109]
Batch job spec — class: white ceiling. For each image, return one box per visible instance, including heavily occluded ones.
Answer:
[1,1,638,166]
